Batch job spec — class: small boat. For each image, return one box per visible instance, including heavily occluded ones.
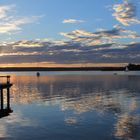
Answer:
[125,66,129,72]
[36,72,40,77]
[113,73,117,75]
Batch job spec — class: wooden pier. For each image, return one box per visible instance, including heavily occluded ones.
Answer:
[0,76,13,118]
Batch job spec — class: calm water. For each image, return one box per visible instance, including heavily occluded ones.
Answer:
[0,71,140,140]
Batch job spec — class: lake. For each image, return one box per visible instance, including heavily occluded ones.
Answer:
[0,71,140,140]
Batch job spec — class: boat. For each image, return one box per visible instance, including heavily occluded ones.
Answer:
[36,72,40,77]
[125,66,129,72]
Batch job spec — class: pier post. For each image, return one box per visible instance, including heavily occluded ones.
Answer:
[7,76,10,110]
[7,88,10,110]
[7,76,10,84]
[1,89,4,110]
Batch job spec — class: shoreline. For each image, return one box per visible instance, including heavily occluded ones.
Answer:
[0,67,126,71]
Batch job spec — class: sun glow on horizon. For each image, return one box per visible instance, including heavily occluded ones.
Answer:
[0,62,127,68]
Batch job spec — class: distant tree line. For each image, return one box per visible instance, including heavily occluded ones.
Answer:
[0,64,139,71]
[127,63,140,70]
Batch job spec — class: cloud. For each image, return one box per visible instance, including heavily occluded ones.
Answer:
[13,40,44,48]
[60,26,140,46]
[112,1,140,26]
[0,37,140,64]
[0,5,41,34]
[0,5,14,19]
[0,2,140,66]
[0,17,38,33]
[0,2,139,65]
[63,19,85,24]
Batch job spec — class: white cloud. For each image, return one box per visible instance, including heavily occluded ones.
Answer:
[0,5,14,19]
[112,1,140,26]
[63,19,85,24]
[0,5,41,34]
[60,27,140,46]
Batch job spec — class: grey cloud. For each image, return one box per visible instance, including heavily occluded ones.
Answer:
[0,39,140,64]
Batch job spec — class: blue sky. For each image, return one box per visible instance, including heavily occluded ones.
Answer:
[0,0,140,66]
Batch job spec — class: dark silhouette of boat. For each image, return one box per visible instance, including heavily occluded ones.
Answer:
[36,72,40,77]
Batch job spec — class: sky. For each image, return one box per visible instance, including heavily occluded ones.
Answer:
[0,0,140,67]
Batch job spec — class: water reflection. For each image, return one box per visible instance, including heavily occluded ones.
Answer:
[0,110,38,138]
[114,113,140,140]
[2,74,140,139]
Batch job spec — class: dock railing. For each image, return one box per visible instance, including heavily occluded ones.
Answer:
[0,75,10,84]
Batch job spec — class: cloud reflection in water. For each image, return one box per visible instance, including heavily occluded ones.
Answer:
[5,74,140,139]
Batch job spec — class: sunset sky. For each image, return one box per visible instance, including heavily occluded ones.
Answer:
[0,0,140,67]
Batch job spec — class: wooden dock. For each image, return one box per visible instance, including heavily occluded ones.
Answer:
[0,76,13,118]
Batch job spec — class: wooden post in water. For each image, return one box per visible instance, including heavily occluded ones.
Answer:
[1,89,3,110]
[7,76,10,110]
[7,87,10,110]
